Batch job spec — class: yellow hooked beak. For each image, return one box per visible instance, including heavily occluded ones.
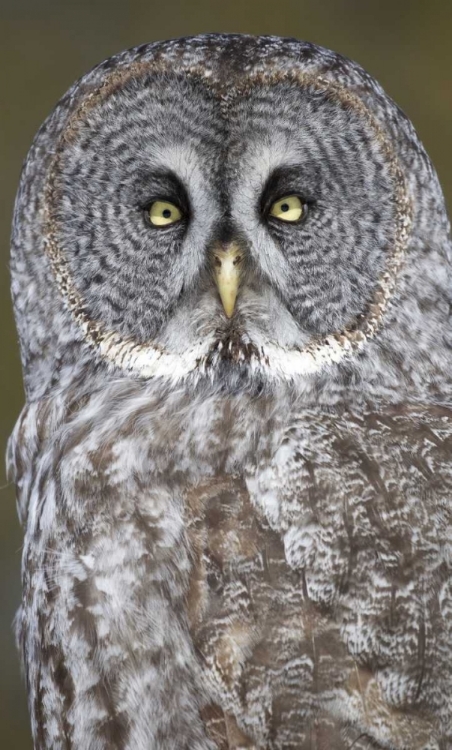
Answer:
[212,243,243,318]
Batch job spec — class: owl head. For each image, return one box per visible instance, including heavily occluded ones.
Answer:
[10,34,452,402]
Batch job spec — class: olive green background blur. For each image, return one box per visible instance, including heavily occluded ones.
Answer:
[1,0,451,746]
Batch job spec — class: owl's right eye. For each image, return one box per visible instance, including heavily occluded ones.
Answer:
[147,200,183,227]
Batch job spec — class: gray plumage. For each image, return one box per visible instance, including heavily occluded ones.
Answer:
[7,33,452,749]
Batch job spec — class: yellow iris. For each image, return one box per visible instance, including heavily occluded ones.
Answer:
[148,200,182,226]
[269,195,304,223]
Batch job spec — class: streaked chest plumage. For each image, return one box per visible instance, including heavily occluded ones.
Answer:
[11,385,452,748]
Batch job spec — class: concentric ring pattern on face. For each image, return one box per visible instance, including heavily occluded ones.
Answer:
[43,58,411,381]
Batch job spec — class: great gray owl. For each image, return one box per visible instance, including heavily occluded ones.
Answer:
[7,32,452,749]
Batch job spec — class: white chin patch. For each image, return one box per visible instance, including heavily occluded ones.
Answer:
[93,322,363,383]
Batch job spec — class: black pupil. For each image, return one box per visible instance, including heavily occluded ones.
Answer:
[281,203,290,212]
[162,208,172,218]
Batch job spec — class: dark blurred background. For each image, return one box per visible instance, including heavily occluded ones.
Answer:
[1,1,451,746]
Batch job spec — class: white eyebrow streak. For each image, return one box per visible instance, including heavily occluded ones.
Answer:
[228,135,303,294]
[146,142,221,285]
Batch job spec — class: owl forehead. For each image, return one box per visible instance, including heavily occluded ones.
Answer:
[57,65,388,212]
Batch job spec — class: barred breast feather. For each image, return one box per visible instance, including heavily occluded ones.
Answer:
[8,382,452,749]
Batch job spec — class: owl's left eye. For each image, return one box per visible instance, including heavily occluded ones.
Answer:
[269,195,306,223]
[147,200,183,227]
